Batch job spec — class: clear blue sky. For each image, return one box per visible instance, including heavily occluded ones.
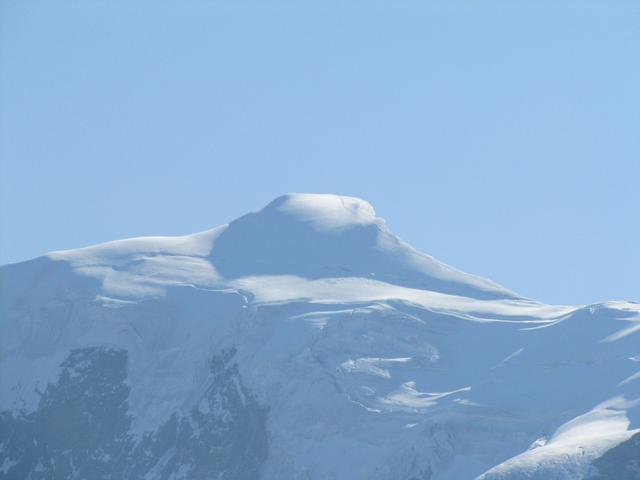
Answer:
[1,0,638,305]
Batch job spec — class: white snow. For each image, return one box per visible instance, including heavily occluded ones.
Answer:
[267,193,379,231]
[341,357,412,380]
[602,310,640,342]
[381,382,472,410]
[229,274,574,321]
[2,193,639,479]
[478,397,640,479]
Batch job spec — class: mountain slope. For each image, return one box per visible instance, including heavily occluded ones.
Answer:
[1,193,638,479]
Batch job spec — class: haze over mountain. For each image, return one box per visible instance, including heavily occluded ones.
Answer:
[1,194,638,479]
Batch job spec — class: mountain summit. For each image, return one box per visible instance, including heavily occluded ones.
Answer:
[211,193,516,299]
[1,194,638,479]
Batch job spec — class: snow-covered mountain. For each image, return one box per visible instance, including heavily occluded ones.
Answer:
[1,193,638,479]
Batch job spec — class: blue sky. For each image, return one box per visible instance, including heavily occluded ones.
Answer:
[1,0,638,305]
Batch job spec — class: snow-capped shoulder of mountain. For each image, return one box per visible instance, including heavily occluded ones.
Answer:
[45,193,518,302]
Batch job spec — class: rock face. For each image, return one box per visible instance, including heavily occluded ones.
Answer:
[0,347,267,480]
[590,432,640,480]
[1,348,132,479]
[0,194,638,479]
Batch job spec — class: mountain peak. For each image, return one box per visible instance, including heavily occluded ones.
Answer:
[208,193,514,300]
[258,193,379,231]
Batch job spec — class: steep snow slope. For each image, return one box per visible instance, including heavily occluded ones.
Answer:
[1,193,638,479]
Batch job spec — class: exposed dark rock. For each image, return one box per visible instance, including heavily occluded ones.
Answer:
[590,432,640,480]
[0,347,268,480]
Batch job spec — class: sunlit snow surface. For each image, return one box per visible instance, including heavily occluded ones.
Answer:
[1,194,639,479]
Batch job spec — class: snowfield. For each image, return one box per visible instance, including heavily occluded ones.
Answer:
[1,193,638,479]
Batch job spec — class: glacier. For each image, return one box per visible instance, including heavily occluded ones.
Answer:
[1,193,638,479]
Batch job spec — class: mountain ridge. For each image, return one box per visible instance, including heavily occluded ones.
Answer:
[40,193,519,301]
